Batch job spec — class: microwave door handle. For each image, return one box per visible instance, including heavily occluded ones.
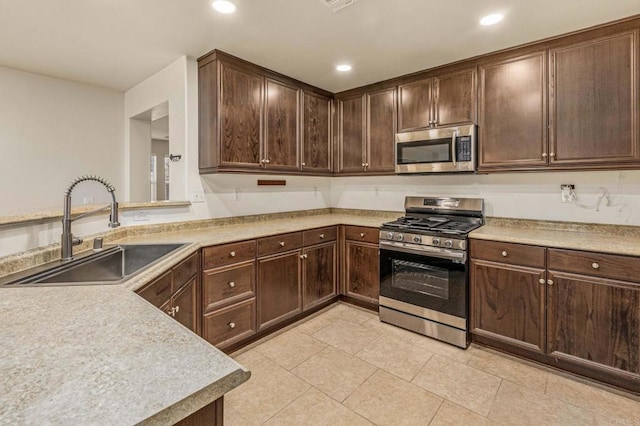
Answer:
[451,130,458,167]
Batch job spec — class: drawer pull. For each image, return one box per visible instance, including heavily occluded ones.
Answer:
[539,278,545,284]
[174,305,179,313]
[229,322,236,329]
[547,279,554,286]
[501,251,508,257]
[279,241,285,247]
[230,251,236,257]
[300,254,308,259]
[360,233,365,238]
[319,233,325,239]
[592,262,600,269]
[229,281,236,288]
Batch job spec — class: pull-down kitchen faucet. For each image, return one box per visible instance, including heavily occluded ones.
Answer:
[61,175,120,261]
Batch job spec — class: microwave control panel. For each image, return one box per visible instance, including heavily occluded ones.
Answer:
[456,136,473,161]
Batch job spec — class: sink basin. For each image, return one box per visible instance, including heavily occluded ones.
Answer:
[1,243,188,287]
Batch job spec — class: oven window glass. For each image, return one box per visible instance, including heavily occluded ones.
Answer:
[397,139,452,164]
[391,259,449,299]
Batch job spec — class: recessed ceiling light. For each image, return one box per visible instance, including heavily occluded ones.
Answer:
[480,13,504,26]
[212,0,237,14]
[336,64,352,72]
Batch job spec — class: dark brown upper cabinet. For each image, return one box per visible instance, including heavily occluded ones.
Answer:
[337,87,396,175]
[478,51,548,171]
[198,50,333,175]
[301,91,333,174]
[398,68,476,132]
[264,78,300,171]
[549,30,640,168]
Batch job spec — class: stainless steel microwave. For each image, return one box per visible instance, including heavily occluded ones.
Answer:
[395,124,476,174]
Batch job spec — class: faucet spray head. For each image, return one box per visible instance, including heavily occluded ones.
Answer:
[109,202,120,228]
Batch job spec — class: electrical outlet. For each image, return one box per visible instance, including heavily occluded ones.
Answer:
[561,184,575,203]
[192,190,205,203]
[83,197,94,205]
[133,212,150,222]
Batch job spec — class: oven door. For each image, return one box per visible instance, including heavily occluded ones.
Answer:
[379,247,467,322]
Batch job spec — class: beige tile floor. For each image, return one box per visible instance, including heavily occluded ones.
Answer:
[226,303,640,425]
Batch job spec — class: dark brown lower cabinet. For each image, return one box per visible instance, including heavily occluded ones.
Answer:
[257,250,302,330]
[470,260,546,354]
[471,239,640,392]
[303,241,337,310]
[172,278,199,333]
[547,271,640,376]
[174,397,223,426]
[344,240,380,305]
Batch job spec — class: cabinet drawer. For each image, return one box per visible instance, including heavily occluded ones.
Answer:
[344,226,379,244]
[203,240,256,269]
[470,239,545,268]
[548,249,640,283]
[172,252,198,293]
[203,298,256,348]
[303,226,337,246]
[203,261,255,312]
[257,232,303,257]
[138,271,172,308]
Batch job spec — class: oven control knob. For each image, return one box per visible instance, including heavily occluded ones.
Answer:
[395,234,404,241]
[386,232,394,240]
[444,240,454,248]
[412,236,422,243]
[432,238,441,246]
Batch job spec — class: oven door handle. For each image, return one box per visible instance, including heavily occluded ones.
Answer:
[380,241,466,262]
[451,130,458,167]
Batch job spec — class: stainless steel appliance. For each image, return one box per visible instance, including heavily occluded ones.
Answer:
[379,196,484,348]
[395,124,476,174]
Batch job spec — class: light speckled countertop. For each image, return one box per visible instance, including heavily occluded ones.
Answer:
[470,218,640,257]
[0,211,397,425]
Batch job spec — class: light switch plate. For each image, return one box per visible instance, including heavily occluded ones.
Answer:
[192,190,205,203]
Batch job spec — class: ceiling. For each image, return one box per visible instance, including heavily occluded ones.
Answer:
[0,0,639,93]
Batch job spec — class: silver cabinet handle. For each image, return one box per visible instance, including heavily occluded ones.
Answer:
[539,278,545,284]
[299,254,308,259]
[547,279,554,285]
[265,159,270,164]
[542,153,548,158]
[279,241,285,247]
[451,130,458,167]
[501,251,508,257]
[229,322,236,329]
[230,251,236,257]
[360,233,365,238]
[173,305,179,313]
[301,162,306,167]
[229,281,235,288]
[362,162,366,167]
[549,152,556,157]
[319,233,325,239]
[166,307,175,317]
[260,159,266,164]
[592,262,600,269]
[365,162,369,167]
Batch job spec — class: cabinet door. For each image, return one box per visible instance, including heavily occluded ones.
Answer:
[172,277,199,334]
[547,271,640,375]
[219,62,263,168]
[470,260,546,354]
[366,88,396,173]
[479,52,548,170]
[301,92,332,174]
[338,95,366,173]
[433,69,476,127]
[264,79,300,171]
[550,30,640,166]
[303,242,337,310]
[257,251,302,330]
[398,79,433,132]
[345,241,379,304]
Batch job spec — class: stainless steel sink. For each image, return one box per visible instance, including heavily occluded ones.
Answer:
[1,243,188,287]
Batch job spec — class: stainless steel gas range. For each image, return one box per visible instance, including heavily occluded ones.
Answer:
[379,196,484,348]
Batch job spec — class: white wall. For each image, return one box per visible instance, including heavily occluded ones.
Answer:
[0,66,124,216]
[331,170,640,226]
[124,57,188,202]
